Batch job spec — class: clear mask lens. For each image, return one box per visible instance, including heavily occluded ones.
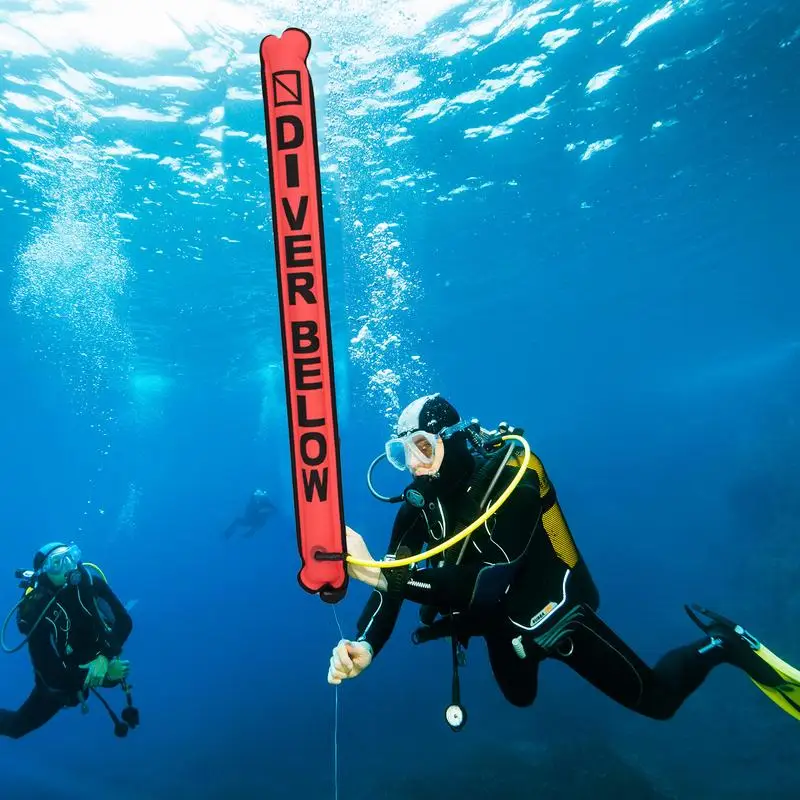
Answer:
[385,438,408,471]
[385,430,439,472]
[43,544,82,577]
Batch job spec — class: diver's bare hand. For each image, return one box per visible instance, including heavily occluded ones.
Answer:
[327,639,373,685]
[345,527,387,590]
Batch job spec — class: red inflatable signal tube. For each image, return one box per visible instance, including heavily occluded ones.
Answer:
[259,28,347,602]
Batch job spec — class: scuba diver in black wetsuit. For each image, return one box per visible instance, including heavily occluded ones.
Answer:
[328,394,800,731]
[223,489,275,539]
[0,542,139,739]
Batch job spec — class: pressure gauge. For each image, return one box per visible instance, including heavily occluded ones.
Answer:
[445,703,466,731]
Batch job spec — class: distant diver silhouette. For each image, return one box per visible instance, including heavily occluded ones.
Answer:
[223,489,275,539]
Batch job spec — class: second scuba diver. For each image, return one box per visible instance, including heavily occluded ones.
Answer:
[0,542,138,739]
[327,394,800,731]
[223,489,275,539]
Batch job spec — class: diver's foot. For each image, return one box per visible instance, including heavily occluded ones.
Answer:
[685,604,784,687]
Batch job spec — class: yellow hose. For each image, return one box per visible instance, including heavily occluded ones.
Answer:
[83,562,108,583]
[346,434,531,569]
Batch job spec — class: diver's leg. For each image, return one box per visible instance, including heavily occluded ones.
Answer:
[222,518,243,539]
[550,607,718,720]
[485,633,542,708]
[0,685,63,739]
[243,510,271,537]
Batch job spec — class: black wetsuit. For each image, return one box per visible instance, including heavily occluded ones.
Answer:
[224,491,274,539]
[0,571,133,739]
[355,449,724,719]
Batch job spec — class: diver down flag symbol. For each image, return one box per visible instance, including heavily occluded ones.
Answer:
[272,70,302,106]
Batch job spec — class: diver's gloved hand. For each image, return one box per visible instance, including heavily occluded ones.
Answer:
[345,526,388,591]
[80,654,109,689]
[327,639,373,685]
[106,658,130,683]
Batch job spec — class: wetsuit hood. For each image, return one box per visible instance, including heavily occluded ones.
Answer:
[397,394,475,503]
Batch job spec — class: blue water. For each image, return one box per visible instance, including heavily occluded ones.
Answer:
[1,0,799,797]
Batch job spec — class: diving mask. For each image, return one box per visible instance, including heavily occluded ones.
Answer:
[40,544,82,580]
[385,419,477,472]
[385,429,440,472]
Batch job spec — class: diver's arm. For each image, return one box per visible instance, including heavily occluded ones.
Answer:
[400,481,543,608]
[92,581,133,658]
[354,590,397,657]
[353,507,427,657]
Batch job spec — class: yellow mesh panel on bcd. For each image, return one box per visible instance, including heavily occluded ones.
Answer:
[509,449,579,568]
